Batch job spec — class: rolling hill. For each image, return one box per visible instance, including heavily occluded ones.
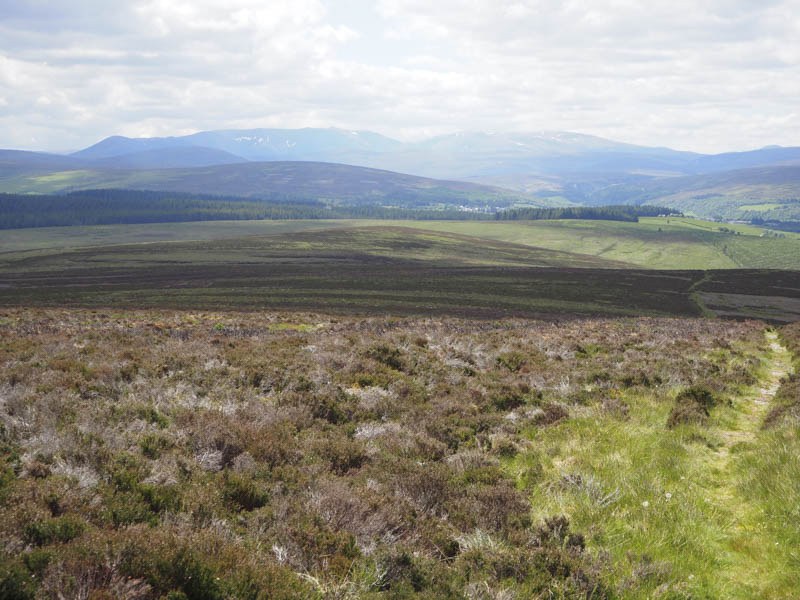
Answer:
[2,225,799,321]
[580,165,800,221]
[0,161,549,209]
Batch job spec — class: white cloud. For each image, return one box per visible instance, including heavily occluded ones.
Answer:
[0,0,797,153]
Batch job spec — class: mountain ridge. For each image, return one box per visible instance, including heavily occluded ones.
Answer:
[3,127,800,221]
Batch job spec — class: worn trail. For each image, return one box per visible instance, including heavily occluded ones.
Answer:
[711,330,793,597]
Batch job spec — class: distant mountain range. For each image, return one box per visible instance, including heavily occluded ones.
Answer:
[67,128,800,179]
[2,127,800,221]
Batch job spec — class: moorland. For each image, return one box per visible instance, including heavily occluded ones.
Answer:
[2,217,800,323]
[2,126,800,599]
[0,308,798,599]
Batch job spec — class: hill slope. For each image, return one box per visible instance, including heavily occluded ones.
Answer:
[582,165,800,221]
[0,161,552,209]
[3,217,800,271]
[88,146,248,169]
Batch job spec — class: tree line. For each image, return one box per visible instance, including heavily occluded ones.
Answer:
[0,189,681,229]
[0,189,489,229]
[495,205,681,222]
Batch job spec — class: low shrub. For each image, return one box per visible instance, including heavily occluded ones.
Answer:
[139,432,172,459]
[0,559,37,600]
[496,351,526,373]
[317,436,368,475]
[534,403,569,426]
[222,473,269,512]
[24,515,86,546]
[666,384,721,428]
[122,545,224,600]
[365,344,405,371]
[491,386,525,411]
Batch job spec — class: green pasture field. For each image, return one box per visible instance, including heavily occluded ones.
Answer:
[737,203,791,212]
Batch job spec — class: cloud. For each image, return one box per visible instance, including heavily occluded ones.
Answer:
[0,0,797,153]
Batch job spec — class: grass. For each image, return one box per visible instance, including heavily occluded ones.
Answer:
[738,203,791,212]
[508,328,797,598]
[388,217,800,270]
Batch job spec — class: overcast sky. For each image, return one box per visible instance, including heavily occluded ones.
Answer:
[1,0,798,153]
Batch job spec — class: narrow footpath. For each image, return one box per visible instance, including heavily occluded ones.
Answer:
[710,330,794,598]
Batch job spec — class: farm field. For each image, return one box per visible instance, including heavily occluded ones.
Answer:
[0,308,797,598]
[3,226,800,322]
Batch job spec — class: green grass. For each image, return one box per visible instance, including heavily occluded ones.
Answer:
[386,217,800,269]
[507,331,797,598]
[738,203,791,212]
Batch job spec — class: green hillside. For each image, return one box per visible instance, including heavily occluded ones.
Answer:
[0,161,554,209]
[386,217,800,270]
[584,165,800,222]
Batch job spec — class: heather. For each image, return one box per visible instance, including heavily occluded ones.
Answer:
[0,309,791,598]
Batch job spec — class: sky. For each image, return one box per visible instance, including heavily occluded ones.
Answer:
[0,0,798,153]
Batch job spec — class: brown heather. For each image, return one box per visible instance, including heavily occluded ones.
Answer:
[0,308,766,599]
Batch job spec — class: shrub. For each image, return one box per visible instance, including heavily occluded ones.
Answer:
[24,515,85,546]
[677,384,720,412]
[496,351,526,373]
[139,432,171,459]
[394,462,454,516]
[309,389,352,424]
[619,371,662,388]
[379,548,427,592]
[365,344,405,371]
[471,483,531,532]
[122,546,224,600]
[135,405,169,428]
[138,484,182,514]
[666,384,721,428]
[222,474,269,512]
[0,559,37,600]
[22,550,52,577]
[317,436,367,475]
[491,386,525,411]
[245,422,298,468]
[534,403,569,426]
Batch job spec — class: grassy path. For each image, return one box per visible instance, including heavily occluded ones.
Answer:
[711,331,794,598]
[512,328,797,598]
